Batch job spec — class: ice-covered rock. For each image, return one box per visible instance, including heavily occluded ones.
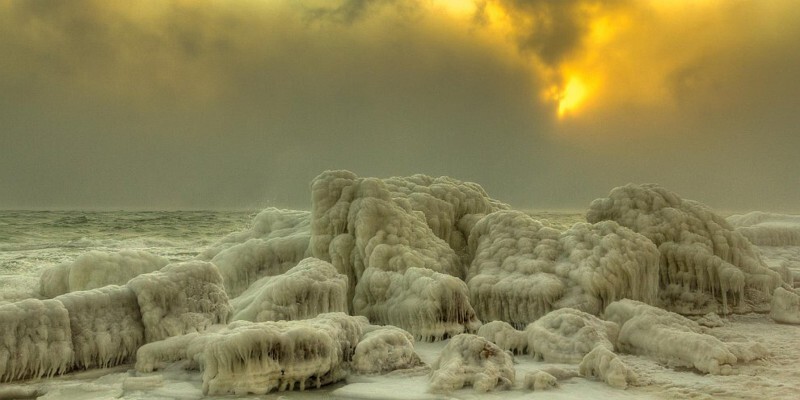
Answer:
[578,346,635,389]
[206,209,312,298]
[429,334,514,392]
[525,308,619,363]
[231,257,348,322]
[137,313,365,395]
[605,299,737,374]
[352,325,422,374]
[0,299,73,382]
[55,285,144,369]
[770,287,800,324]
[588,184,782,313]
[477,320,527,354]
[39,250,167,298]
[468,210,659,326]
[310,170,483,339]
[523,370,558,391]
[127,260,231,342]
[728,211,800,247]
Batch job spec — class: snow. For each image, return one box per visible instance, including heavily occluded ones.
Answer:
[588,183,782,314]
[429,333,515,393]
[467,210,660,326]
[126,260,231,342]
[39,250,167,298]
[231,257,348,322]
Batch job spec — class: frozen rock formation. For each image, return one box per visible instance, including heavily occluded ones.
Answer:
[0,299,73,382]
[429,334,514,393]
[477,320,527,354]
[55,285,144,369]
[728,211,800,247]
[588,184,782,313]
[231,257,348,322]
[578,346,635,389]
[468,210,659,326]
[770,287,800,324]
[205,208,312,298]
[605,299,737,374]
[127,260,231,342]
[310,170,486,339]
[136,313,365,395]
[523,370,558,391]
[525,308,619,363]
[39,250,168,298]
[352,325,422,374]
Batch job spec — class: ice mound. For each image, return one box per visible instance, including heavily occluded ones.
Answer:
[39,250,168,298]
[523,370,558,391]
[55,285,144,369]
[770,287,800,324]
[310,170,484,338]
[578,346,635,389]
[0,299,73,382]
[605,299,738,374]
[127,260,231,342]
[728,211,800,246]
[231,257,348,322]
[137,313,365,395]
[206,208,312,298]
[352,325,423,374]
[588,183,782,313]
[429,333,514,393]
[477,320,527,354]
[525,308,619,363]
[467,210,659,326]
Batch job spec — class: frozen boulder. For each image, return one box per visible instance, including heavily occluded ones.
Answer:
[429,334,514,393]
[231,257,348,322]
[588,184,782,314]
[477,320,527,354]
[578,346,635,389]
[467,210,659,326]
[770,287,800,324]
[39,250,167,298]
[352,325,422,374]
[525,308,619,363]
[127,260,231,342]
[523,370,558,391]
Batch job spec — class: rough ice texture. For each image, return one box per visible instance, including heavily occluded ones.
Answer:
[728,211,800,247]
[770,287,800,324]
[429,334,515,393]
[476,320,527,354]
[525,308,619,364]
[127,260,232,342]
[605,299,738,374]
[352,325,422,374]
[206,208,312,298]
[467,210,659,327]
[139,313,365,395]
[578,346,635,389]
[310,170,487,339]
[231,257,348,322]
[55,285,144,369]
[0,299,73,382]
[39,250,168,298]
[523,370,558,391]
[587,184,782,314]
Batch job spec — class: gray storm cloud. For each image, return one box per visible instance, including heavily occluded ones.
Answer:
[1,0,798,212]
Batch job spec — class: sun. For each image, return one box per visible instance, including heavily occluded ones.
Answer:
[555,77,588,119]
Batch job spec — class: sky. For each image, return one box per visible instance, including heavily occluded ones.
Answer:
[1,0,798,212]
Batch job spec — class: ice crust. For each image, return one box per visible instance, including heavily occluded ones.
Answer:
[770,287,800,324]
[39,250,168,298]
[310,171,492,338]
[728,211,800,247]
[468,210,660,326]
[231,257,348,322]
[525,308,619,363]
[429,333,515,392]
[352,325,423,374]
[588,183,782,313]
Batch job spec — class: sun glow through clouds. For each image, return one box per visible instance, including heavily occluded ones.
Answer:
[555,77,588,119]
